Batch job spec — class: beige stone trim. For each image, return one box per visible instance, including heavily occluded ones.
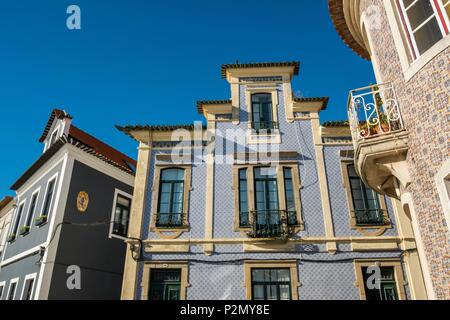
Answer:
[400,193,437,300]
[137,236,412,246]
[121,141,152,300]
[232,163,304,235]
[204,117,215,255]
[401,250,428,300]
[141,262,189,300]
[243,242,296,252]
[354,259,407,300]
[340,161,392,236]
[244,260,299,300]
[225,68,296,84]
[311,114,337,253]
[149,164,192,238]
[145,244,190,253]
[351,240,399,251]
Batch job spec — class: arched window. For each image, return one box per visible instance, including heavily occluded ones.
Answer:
[157,168,185,228]
[251,93,275,132]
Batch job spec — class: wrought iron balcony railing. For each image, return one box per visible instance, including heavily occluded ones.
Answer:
[348,83,405,149]
[251,121,278,132]
[353,209,390,227]
[246,210,297,239]
[156,212,185,228]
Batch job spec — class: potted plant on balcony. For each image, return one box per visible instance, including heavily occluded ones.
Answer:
[375,113,390,134]
[35,215,48,227]
[359,121,377,138]
[7,233,16,243]
[19,226,30,236]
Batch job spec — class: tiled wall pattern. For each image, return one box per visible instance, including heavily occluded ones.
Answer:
[361,0,450,299]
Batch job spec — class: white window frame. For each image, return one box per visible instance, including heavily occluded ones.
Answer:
[397,0,449,59]
[384,0,450,81]
[45,124,61,152]
[37,173,59,227]
[9,199,26,239]
[6,277,19,300]
[0,281,5,300]
[108,189,133,240]
[20,273,37,300]
[23,188,41,231]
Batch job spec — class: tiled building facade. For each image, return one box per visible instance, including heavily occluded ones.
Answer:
[118,62,427,300]
[329,0,450,299]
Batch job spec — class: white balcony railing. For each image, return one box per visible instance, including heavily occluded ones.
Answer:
[348,83,405,149]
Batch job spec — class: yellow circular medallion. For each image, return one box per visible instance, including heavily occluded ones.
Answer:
[77,191,89,213]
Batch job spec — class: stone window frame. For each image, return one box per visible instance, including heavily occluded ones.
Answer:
[141,262,189,300]
[244,260,299,300]
[384,0,450,81]
[354,259,407,300]
[232,163,305,234]
[150,164,192,237]
[434,157,450,235]
[244,87,282,145]
[340,161,392,236]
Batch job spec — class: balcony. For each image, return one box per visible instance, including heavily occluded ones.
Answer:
[348,83,410,199]
[353,209,390,227]
[251,121,278,133]
[247,210,297,239]
[155,212,185,229]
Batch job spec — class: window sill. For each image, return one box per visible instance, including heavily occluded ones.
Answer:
[403,34,450,82]
[247,130,281,145]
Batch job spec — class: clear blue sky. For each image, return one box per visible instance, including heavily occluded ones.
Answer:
[0,0,375,196]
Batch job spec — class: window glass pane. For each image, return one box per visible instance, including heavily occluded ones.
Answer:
[253,285,265,300]
[161,168,185,181]
[42,179,56,216]
[277,269,291,282]
[405,0,435,30]
[255,167,277,179]
[266,285,278,300]
[8,283,16,300]
[149,269,181,301]
[24,279,34,300]
[362,267,398,301]
[158,204,170,214]
[279,285,291,300]
[13,204,24,234]
[117,195,130,207]
[252,269,265,282]
[413,18,443,54]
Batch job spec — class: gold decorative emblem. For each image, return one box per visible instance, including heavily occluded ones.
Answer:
[77,191,89,213]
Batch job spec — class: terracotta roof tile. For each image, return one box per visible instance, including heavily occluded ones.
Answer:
[0,196,13,212]
[68,126,137,172]
[293,96,330,110]
[196,100,232,114]
[328,0,370,60]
